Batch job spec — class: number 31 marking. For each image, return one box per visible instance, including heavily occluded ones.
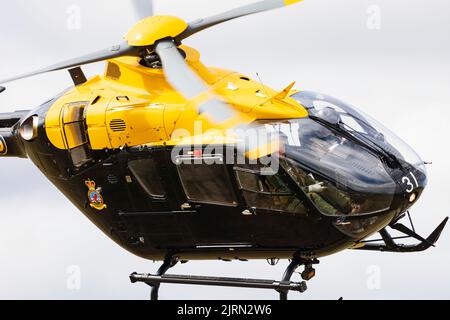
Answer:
[402,172,419,193]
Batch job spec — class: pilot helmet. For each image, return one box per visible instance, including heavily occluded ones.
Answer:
[315,107,341,125]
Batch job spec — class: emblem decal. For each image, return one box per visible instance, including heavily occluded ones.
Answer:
[0,136,7,155]
[85,180,107,211]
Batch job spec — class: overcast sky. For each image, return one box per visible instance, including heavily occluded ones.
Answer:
[0,0,449,300]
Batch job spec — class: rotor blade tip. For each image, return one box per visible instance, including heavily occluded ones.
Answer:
[284,0,304,6]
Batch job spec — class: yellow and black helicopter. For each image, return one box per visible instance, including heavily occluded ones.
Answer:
[0,0,447,300]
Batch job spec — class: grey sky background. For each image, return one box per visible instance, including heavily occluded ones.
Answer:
[0,0,449,299]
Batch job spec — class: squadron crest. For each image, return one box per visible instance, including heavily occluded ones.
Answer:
[85,180,107,211]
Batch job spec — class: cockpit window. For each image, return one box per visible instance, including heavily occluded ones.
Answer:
[260,119,398,216]
[280,158,393,216]
[234,164,308,215]
[291,91,427,175]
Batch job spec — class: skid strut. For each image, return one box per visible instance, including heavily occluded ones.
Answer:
[150,253,179,300]
[279,257,305,300]
[131,256,314,300]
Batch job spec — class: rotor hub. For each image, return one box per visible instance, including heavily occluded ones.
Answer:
[125,15,188,47]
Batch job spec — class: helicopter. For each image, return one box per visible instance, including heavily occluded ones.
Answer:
[0,0,448,300]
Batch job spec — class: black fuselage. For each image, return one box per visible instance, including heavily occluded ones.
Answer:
[2,98,408,260]
[1,97,417,262]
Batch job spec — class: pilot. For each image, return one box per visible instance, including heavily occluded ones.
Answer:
[281,159,353,216]
[315,107,341,126]
[298,107,344,160]
[278,120,358,216]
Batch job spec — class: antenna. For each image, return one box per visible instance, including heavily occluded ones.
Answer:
[256,72,270,98]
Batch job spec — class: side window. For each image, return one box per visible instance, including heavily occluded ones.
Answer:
[176,155,237,206]
[61,101,92,167]
[234,165,307,215]
[129,159,166,200]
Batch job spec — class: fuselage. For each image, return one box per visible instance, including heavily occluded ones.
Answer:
[0,46,425,261]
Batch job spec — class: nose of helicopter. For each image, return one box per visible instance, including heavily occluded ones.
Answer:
[283,90,430,217]
[391,163,428,214]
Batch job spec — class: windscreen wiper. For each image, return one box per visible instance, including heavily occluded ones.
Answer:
[309,115,401,168]
[339,122,402,168]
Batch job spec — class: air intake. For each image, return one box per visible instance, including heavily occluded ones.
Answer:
[109,119,126,132]
[107,174,119,184]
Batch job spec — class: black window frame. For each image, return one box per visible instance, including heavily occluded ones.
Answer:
[175,154,238,207]
[128,158,167,200]
[234,165,308,215]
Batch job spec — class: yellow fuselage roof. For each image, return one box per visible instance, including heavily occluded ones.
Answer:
[45,45,308,152]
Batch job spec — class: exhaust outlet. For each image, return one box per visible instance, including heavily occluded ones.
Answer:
[0,128,26,158]
[0,111,29,158]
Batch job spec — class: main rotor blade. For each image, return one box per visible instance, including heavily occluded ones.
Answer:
[178,0,303,40]
[0,42,136,85]
[155,39,235,123]
[131,0,154,21]
[155,40,279,158]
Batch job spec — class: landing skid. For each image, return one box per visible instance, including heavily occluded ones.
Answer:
[354,214,448,253]
[130,255,318,300]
